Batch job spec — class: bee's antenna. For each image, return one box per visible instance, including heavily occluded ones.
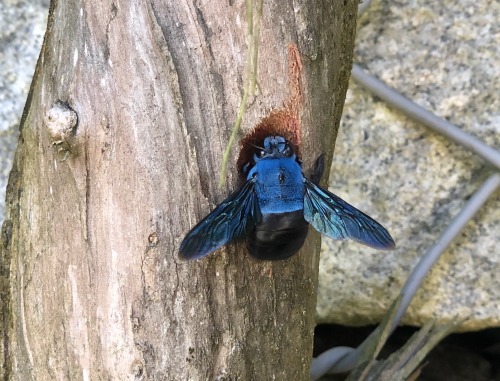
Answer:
[248,142,264,151]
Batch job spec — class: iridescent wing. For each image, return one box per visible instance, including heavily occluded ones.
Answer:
[303,178,395,250]
[179,179,262,260]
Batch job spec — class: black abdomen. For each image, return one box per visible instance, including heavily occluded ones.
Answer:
[247,210,309,260]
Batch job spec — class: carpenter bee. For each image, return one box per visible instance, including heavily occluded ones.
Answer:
[179,129,395,260]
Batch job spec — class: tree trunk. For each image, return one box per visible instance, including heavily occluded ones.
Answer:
[1,0,357,379]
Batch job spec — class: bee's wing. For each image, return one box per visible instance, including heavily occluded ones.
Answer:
[303,178,395,250]
[179,179,262,260]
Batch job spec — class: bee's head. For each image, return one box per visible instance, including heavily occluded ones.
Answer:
[252,136,295,160]
[237,110,302,178]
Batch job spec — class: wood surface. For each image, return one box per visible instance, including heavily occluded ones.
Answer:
[0,0,357,379]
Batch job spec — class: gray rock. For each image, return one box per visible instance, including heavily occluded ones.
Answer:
[0,0,49,221]
[317,0,500,330]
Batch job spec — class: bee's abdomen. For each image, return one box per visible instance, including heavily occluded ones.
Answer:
[247,210,308,260]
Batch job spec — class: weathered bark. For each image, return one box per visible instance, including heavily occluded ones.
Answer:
[1,0,357,379]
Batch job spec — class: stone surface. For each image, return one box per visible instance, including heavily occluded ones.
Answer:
[0,0,48,221]
[317,0,500,330]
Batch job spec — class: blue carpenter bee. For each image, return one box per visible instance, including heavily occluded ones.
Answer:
[179,132,395,260]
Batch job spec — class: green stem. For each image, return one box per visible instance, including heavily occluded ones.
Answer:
[251,0,262,95]
[219,0,258,187]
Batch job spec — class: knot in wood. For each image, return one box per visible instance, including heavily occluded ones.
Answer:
[44,100,78,145]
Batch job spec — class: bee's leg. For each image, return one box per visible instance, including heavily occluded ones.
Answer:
[241,162,252,177]
[308,154,325,185]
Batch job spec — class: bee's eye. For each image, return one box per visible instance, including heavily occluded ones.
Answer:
[259,150,265,157]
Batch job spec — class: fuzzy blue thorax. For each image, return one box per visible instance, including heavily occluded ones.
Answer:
[247,136,304,214]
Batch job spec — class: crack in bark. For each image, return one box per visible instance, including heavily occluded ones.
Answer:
[103,3,118,63]
[84,133,91,248]
[18,251,35,374]
[0,220,13,380]
[193,1,215,61]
